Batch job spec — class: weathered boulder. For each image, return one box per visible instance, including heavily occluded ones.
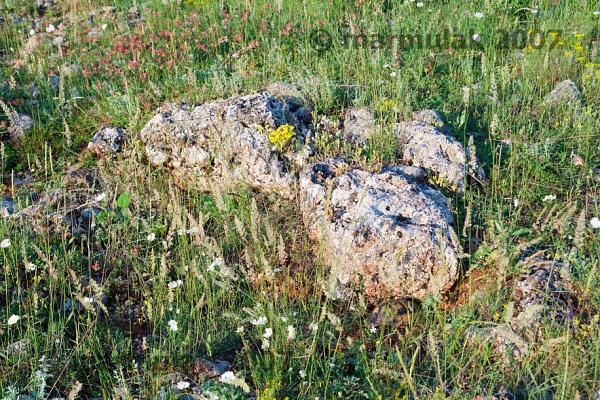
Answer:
[544,79,582,106]
[466,257,576,364]
[299,158,460,302]
[342,107,376,146]
[140,92,312,198]
[87,126,125,156]
[395,121,484,193]
[511,258,575,331]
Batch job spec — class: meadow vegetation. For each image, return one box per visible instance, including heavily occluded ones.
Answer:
[0,0,599,398]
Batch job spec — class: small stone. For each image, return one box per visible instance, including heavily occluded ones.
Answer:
[87,126,126,156]
[192,357,231,381]
[1,198,15,218]
[60,63,81,76]
[342,107,376,146]
[8,113,34,141]
[52,35,65,46]
[411,109,446,131]
[544,79,582,106]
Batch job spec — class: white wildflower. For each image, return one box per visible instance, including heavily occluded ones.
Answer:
[176,381,190,390]
[542,195,556,202]
[590,217,600,229]
[299,369,306,379]
[263,327,273,339]
[473,12,484,18]
[219,371,250,393]
[207,258,223,272]
[472,33,481,43]
[167,319,178,332]
[146,233,156,242]
[309,322,319,333]
[101,24,108,31]
[1,239,11,248]
[7,314,20,326]
[327,312,341,327]
[46,24,55,33]
[369,325,377,334]
[416,2,424,7]
[81,296,94,305]
[287,325,296,340]
[29,29,36,36]
[261,337,270,350]
[251,316,268,326]
[93,192,107,202]
[26,263,37,272]
[167,279,183,289]
[219,371,236,384]
[513,198,520,208]
[236,326,245,334]
[390,71,397,78]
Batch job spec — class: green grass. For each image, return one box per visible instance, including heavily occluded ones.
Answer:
[0,0,599,398]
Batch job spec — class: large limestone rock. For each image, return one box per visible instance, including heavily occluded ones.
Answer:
[395,121,484,193]
[299,158,460,302]
[140,92,312,198]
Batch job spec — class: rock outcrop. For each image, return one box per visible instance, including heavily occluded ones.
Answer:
[299,158,460,302]
[395,121,484,193]
[140,92,312,198]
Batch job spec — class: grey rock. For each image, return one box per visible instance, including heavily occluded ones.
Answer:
[193,357,231,379]
[544,79,582,106]
[8,113,34,141]
[511,258,575,331]
[87,126,126,156]
[411,109,446,131]
[1,198,15,217]
[342,107,375,146]
[395,121,484,193]
[60,63,81,76]
[52,35,65,46]
[466,257,576,365]
[299,158,460,302]
[12,167,105,235]
[50,75,59,89]
[140,91,313,199]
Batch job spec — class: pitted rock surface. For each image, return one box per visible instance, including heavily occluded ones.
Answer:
[140,92,312,198]
[88,126,126,156]
[342,107,376,146]
[299,158,459,302]
[466,257,577,365]
[411,109,447,132]
[395,121,484,193]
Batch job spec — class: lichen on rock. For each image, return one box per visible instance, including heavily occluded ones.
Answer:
[140,91,313,198]
[299,158,460,302]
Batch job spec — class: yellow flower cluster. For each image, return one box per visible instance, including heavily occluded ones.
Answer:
[267,124,296,150]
